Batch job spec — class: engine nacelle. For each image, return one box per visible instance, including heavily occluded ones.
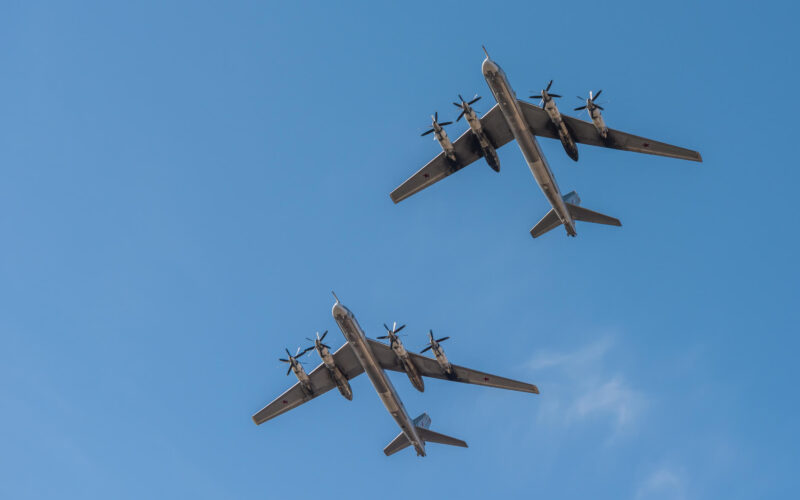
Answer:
[315,344,353,400]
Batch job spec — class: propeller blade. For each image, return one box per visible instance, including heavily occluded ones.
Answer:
[593,89,602,100]
[321,344,330,349]
[286,365,292,376]
[420,345,433,353]
[458,93,465,103]
[468,96,481,105]
[549,93,562,98]
[285,348,291,357]
[574,106,587,111]
[546,79,553,91]
[377,335,390,339]
[436,336,450,343]
[529,95,542,99]
[456,111,465,122]
[320,330,328,341]
[421,128,435,136]
[439,121,452,126]
[434,111,438,121]
[394,324,406,334]
[453,102,462,108]
[279,358,289,362]
[576,96,585,100]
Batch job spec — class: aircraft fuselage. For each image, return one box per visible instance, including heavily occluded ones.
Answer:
[481,57,577,237]
[332,300,427,456]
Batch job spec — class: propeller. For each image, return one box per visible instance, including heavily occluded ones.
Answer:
[574,90,604,111]
[279,346,313,375]
[378,322,406,346]
[452,94,482,121]
[421,111,453,136]
[529,80,562,103]
[420,330,450,353]
[305,330,331,350]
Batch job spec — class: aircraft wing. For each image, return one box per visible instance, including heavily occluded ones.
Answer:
[390,103,515,203]
[366,339,539,394]
[251,344,364,425]
[517,100,702,162]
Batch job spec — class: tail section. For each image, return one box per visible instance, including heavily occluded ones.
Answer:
[530,191,621,238]
[383,431,413,456]
[383,413,468,456]
[415,427,468,448]
[566,202,621,227]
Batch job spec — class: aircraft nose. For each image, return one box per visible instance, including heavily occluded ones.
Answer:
[332,301,349,319]
[481,58,499,76]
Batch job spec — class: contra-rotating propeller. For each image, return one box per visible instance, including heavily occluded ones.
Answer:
[378,322,406,346]
[305,330,331,350]
[420,330,450,353]
[279,346,313,375]
[452,94,482,121]
[529,80,562,104]
[421,111,453,136]
[574,90,604,111]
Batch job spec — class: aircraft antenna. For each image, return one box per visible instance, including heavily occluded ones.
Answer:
[331,291,340,303]
[482,45,490,59]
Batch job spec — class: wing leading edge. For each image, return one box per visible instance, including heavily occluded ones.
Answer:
[390,104,514,203]
[251,344,364,425]
[517,100,702,162]
[366,339,539,394]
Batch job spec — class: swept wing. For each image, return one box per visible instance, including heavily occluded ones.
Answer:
[366,339,539,394]
[252,344,364,425]
[516,100,702,162]
[390,104,515,203]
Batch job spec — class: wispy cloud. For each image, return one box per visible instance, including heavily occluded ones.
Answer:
[635,465,687,500]
[527,335,646,439]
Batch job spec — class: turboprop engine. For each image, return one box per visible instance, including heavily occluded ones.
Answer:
[575,90,608,139]
[530,81,578,161]
[279,346,314,395]
[453,94,501,171]
[306,330,352,400]
[420,330,455,379]
[421,112,456,163]
[378,322,424,392]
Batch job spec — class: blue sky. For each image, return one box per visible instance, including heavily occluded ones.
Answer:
[1,1,798,498]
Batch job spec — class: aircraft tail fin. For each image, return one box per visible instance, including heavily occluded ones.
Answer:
[383,432,412,456]
[415,427,468,448]
[530,208,562,238]
[530,191,621,238]
[565,203,621,227]
[383,413,467,456]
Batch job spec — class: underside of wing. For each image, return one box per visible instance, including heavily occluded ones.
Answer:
[390,104,514,203]
[366,339,538,394]
[251,344,363,425]
[517,100,702,162]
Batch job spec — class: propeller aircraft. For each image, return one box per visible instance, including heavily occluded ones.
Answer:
[390,48,702,238]
[252,294,539,457]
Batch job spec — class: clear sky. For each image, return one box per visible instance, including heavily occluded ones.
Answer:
[1,1,798,498]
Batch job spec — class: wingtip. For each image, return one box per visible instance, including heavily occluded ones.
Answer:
[532,385,540,394]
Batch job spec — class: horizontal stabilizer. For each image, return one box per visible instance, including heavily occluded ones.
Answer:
[566,203,621,227]
[383,432,412,456]
[416,427,468,449]
[530,208,562,238]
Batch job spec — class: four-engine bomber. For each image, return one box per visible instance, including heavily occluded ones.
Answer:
[391,48,702,239]
[253,294,539,457]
